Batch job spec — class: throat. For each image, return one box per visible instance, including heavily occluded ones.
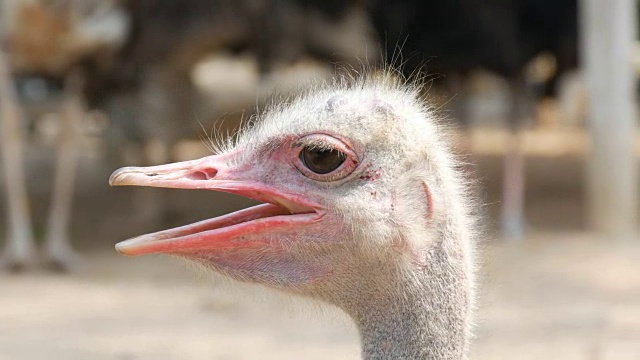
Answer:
[347,246,472,360]
[356,296,467,360]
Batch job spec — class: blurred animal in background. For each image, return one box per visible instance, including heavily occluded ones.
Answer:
[368,0,578,239]
[110,73,477,360]
[0,0,129,270]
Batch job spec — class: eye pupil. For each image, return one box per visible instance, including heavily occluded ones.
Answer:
[300,147,346,174]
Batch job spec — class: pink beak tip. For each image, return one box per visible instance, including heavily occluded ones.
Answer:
[109,167,147,187]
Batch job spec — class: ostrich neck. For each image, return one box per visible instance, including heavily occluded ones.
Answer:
[350,240,471,360]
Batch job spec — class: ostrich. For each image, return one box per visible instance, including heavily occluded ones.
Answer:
[110,73,477,359]
[0,0,128,270]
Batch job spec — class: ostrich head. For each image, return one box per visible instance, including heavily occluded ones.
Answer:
[110,74,476,359]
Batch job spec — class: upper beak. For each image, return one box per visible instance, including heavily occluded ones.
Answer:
[109,155,320,256]
[110,156,224,189]
[110,155,312,212]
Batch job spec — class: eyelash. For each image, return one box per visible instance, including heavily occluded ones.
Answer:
[293,139,333,152]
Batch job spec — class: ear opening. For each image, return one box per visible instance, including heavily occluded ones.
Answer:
[391,171,440,268]
[422,180,433,221]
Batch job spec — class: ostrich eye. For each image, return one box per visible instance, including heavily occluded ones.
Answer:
[293,134,358,181]
[299,147,346,174]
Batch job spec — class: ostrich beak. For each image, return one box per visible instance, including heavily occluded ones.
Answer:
[109,155,320,256]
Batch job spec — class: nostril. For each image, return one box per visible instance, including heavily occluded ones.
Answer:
[187,167,217,180]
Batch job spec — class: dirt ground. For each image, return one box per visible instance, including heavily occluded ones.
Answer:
[1,144,639,360]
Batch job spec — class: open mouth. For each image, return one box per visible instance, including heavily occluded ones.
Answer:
[109,162,322,256]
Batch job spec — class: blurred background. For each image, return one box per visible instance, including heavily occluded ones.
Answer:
[0,0,639,359]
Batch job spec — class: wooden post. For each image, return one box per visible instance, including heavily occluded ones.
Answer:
[581,0,639,237]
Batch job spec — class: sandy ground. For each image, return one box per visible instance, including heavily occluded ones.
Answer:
[1,232,639,360]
